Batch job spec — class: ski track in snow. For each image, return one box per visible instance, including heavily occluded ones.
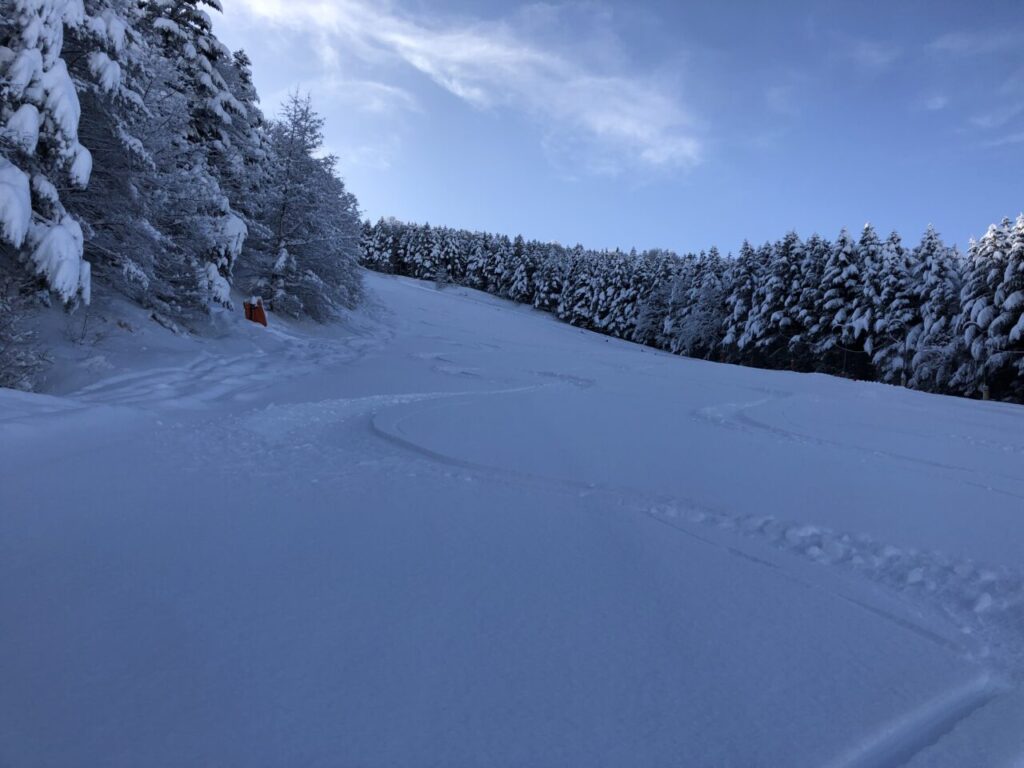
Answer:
[210,369,1024,764]
[67,336,379,409]
[170,339,1024,693]
[5,273,1024,765]
[686,395,1024,678]
[367,385,1024,681]
[165,280,1024,755]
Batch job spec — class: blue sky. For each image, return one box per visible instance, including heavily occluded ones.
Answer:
[215,1,1023,255]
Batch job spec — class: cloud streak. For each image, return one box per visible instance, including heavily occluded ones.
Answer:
[234,0,701,173]
[846,40,901,72]
[927,30,1020,56]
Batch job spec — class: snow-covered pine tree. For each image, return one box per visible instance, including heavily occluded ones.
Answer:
[735,241,773,362]
[632,249,677,348]
[211,48,271,248]
[359,218,374,265]
[722,240,759,363]
[871,231,919,385]
[251,92,362,320]
[660,252,695,353]
[952,219,1012,397]
[484,234,511,296]
[463,232,489,289]
[141,0,247,307]
[983,214,1024,399]
[556,245,588,326]
[749,231,803,367]
[816,228,871,377]
[405,222,432,279]
[508,239,540,305]
[142,0,242,147]
[604,248,642,340]
[393,221,420,276]
[687,247,729,360]
[427,227,447,284]
[369,218,396,272]
[591,249,633,337]
[566,250,603,330]
[786,233,828,370]
[532,243,566,313]
[1,0,93,304]
[852,223,884,359]
[665,247,727,360]
[61,0,181,308]
[908,226,962,392]
[434,227,457,284]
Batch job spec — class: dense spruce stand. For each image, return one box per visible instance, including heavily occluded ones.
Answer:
[360,217,1024,402]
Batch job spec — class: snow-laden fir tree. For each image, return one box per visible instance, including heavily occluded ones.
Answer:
[487,234,514,296]
[212,49,270,219]
[631,249,677,348]
[721,240,760,362]
[660,253,695,353]
[431,227,464,285]
[531,243,567,313]
[952,219,1011,397]
[851,223,884,357]
[908,226,962,392]
[983,214,1024,399]
[60,0,183,309]
[363,217,396,273]
[141,0,247,306]
[355,216,1021,402]
[604,249,642,340]
[871,231,919,385]
[734,241,774,362]
[785,233,828,369]
[664,247,728,360]
[508,238,539,305]
[816,228,871,376]
[561,248,601,329]
[463,232,489,290]
[747,231,803,366]
[556,245,589,326]
[250,92,362,321]
[592,250,635,338]
[1,0,94,304]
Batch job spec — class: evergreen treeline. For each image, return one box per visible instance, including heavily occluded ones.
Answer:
[361,216,1024,402]
[1,0,362,386]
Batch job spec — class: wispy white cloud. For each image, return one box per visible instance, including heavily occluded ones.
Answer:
[984,131,1024,148]
[233,0,702,173]
[923,94,949,111]
[322,78,419,116]
[970,102,1024,130]
[267,77,418,118]
[845,40,901,72]
[927,30,1020,56]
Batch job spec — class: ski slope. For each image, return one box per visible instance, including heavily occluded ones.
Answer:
[3,271,1024,766]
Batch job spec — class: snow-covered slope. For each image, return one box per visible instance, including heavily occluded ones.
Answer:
[2,272,1024,766]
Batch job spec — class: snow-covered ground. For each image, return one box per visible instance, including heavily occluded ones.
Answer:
[3,271,1024,766]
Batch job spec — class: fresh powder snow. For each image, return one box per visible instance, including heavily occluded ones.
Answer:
[2,272,1024,766]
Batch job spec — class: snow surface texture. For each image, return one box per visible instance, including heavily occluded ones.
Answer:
[2,272,1024,766]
